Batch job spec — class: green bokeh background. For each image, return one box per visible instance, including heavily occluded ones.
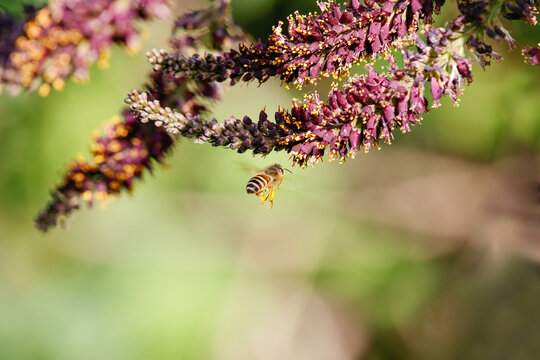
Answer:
[1,1,539,359]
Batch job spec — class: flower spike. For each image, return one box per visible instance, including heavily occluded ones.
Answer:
[150,0,447,88]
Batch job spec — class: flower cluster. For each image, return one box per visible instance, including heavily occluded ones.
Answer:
[0,0,170,95]
[35,0,248,231]
[34,113,173,231]
[459,0,537,28]
[522,44,540,65]
[150,0,447,88]
[503,0,538,25]
[458,0,538,67]
[127,18,473,167]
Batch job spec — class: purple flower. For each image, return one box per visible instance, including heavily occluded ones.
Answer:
[150,0,446,88]
[430,77,443,107]
[128,20,473,167]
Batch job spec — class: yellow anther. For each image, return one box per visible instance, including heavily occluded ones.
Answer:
[93,154,105,164]
[97,49,110,69]
[81,190,92,202]
[52,78,65,91]
[126,42,141,56]
[57,52,71,66]
[28,45,46,61]
[109,181,120,191]
[36,9,52,28]
[38,83,51,97]
[111,115,122,124]
[107,140,122,153]
[25,22,42,39]
[91,130,101,140]
[73,173,85,182]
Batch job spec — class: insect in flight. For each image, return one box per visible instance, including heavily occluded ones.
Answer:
[246,164,291,208]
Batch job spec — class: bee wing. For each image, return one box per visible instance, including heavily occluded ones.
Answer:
[280,182,299,191]
[235,160,263,174]
[278,169,303,191]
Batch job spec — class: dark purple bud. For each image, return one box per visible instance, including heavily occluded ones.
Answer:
[522,46,540,65]
[243,116,253,126]
[259,110,268,123]
[340,122,352,138]
[332,5,343,22]
[369,22,381,39]
[393,15,407,38]
[371,36,382,53]
[456,60,472,82]
[494,26,506,38]
[435,0,445,13]
[397,96,409,115]
[380,23,390,42]
[430,77,443,105]
[411,0,423,13]
[364,0,376,8]
[336,91,350,109]
[410,86,426,114]
[258,144,271,154]
[383,106,395,123]
[366,114,377,131]
[340,11,354,23]
[351,0,362,10]
[485,27,498,39]
[381,1,395,15]
[300,141,316,155]
[361,105,374,119]
[323,131,335,143]
[329,92,339,110]
[291,143,303,153]
[349,130,360,152]
[422,0,434,22]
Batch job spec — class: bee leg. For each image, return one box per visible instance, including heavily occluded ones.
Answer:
[263,190,271,205]
[277,178,282,190]
[268,187,276,208]
[256,191,266,204]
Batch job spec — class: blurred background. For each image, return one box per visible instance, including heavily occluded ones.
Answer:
[1,0,539,359]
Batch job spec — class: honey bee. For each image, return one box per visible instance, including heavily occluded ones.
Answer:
[246,164,289,208]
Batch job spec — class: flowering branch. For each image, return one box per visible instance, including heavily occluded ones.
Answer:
[29,0,538,230]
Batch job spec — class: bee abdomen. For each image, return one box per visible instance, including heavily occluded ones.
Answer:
[246,174,270,194]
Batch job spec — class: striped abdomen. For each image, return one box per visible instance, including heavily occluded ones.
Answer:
[246,174,272,194]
